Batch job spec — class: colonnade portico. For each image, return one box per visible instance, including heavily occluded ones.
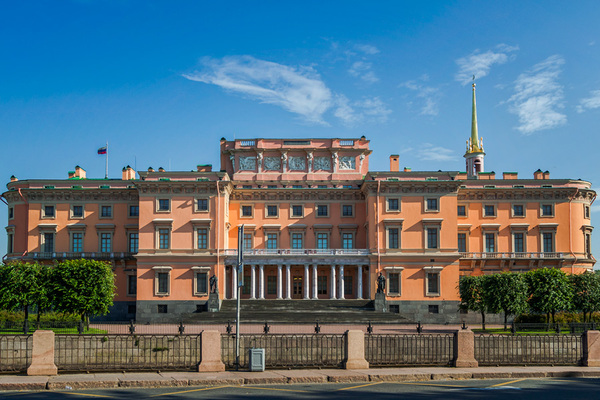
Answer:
[226,263,369,300]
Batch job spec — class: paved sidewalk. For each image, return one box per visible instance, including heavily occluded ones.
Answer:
[2,366,600,392]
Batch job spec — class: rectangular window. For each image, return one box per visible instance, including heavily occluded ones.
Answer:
[127,275,137,296]
[243,233,253,250]
[429,304,439,314]
[157,304,168,313]
[158,228,170,249]
[43,233,54,253]
[291,205,303,218]
[266,204,278,217]
[72,232,83,252]
[457,233,466,252]
[158,199,170,211]
[342,233,353,249]
[43,205,55,218]
[129,205,139,217]
[344,275,353,295]
[267,276,277,295]
[101,205,112,218]
[196,199,209,212]
[100,233,112,252]
[71,205,84,218]
[157,273,169,295]
[387,198,400,211]
[316,233,328,249]
[241,205,253,217]
[427,272,440,295]
[585,205,591,219]
[317,276,327,295]
[342,204,353,217]
[541,204,554,217]
[484,205,495,217]
[542,232,554,252]
[266,233,278,249]
[388,273,401,295]
[196,272,208,294]
[128,233,139,253]
[427,228,438,249]
[8,207,14,220]
[7,233,14,254]
[586,233,592,257]
[426,198,439,212]
[513,232,524,253]
[197,228,208,249]
[513,204,524,217]
[316,204,329,217]
[388,228,399,249]
[291,233,303,249]
[485,233,495,253]
[457,205,466,216]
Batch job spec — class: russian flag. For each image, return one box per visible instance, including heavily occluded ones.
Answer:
[97,146,107,155]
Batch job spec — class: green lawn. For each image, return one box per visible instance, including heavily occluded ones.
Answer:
[0,327,108,334]
[473,328,573,335]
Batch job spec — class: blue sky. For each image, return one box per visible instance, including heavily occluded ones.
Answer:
[1,1,600,258]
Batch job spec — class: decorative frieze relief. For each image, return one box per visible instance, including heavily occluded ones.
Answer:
[8,190,139,203]
[239,157,256,171]
[264,157,281,171]
[339,156,355,170]
[230,191,364,201]
[457,189,576,201]
[289,156,306,171]
[313,157,331,171]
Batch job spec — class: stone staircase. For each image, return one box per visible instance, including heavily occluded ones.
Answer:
[182,299,412,324]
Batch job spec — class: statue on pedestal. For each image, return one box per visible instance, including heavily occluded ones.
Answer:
[377,272,386,294]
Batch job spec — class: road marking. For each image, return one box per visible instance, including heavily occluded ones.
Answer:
[490,378,527,387]
[240,386,309,393]
[337,382,383,391]
[150,385,230,397]
[396,382,466,388]
[60,393,113,398]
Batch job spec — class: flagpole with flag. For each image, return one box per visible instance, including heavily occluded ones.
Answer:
[97,142,108,178]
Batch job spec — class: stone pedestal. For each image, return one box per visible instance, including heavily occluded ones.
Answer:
[453,329,478,368]
[198,331,225,372]
[207,293,221,313]
[343,330,369,369]
[27,330,58,376]
[374,292,387,312]
[584,330,600,367]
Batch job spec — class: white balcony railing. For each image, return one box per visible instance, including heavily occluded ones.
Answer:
[25,252,135,260]
[460,252,566,259]
[222,249,370,256]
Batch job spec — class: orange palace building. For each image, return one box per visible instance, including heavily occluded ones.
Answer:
[3,85,596,323]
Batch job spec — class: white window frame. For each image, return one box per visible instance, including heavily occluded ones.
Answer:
[192,266,210,296]
[240,204,254,218]
[6,226,15,254]
[153,266,172,296]
[385,266,404,296]
[153,220,173,250]
[424,266,442,297]
[386,197,401,212]
[156,198,171,213]
[384,220,403,250]
[315,203,329,218]
[290,230,305,249]
[8,207,14,220]
[195,198,210,213]
[540,203,555,218]
[70,204,84,219]
[126,271,137,297]
[424,197,440,213]
[315,231,330,249]
[511,203,526,218]
[510,226,528,253]
[483,204,496,218]
[41,204,56,219]
[341,204,354,218]
[128,204,139,218]
[422,219,442,250]
[457,204,467,217]
[98,231,113,253]
[265,204,279,218]
[290,204,304,218]
[100,204,113,219]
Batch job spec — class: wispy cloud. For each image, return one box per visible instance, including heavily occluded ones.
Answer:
[416,143,457,162]
[400,79,441,116]
[507,55,566,134]
[334,95,391,125]
[183,56,332,124]
[348,61,379,83]
[354,44,380,55]
[455,44,518,85]
[576,89,600,113]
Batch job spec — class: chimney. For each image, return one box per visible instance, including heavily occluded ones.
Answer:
[503,172,518,179]
[10,175,18,182]
[197,164,213,172]
[74,165,86,179]
[390,155,399,172]
[404,167,411,172]
[533,169,543,180]
[68,170,75,179]
[158,167,165,172]
[543,170,550,180]
[122,165,136,180]
[148,167,155,172]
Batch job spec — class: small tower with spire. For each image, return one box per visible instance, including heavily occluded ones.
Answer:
[464,79,485,178]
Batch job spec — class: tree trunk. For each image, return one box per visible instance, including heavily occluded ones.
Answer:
[551,310,556,324]
[504,312,508,330]
[36,306,41,329]
[481,311,486,331]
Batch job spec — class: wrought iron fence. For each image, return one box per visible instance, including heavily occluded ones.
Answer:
[221,333,346,369]
[365,334,454,367]
[0,335,32,373]
[55,334,201,372]
[474,334,583,366]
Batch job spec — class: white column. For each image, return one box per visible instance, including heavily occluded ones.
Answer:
[367,266,371,299]
[312,264,318,299]
[339,265,345,299]
[286,265,291,299]
[277,265,283,299]
[330,265,336,299]
[250,265,256,299]
[357,266,363,300]
[231,266,238,300]
[303,264,309,299]
[259,265,265,299]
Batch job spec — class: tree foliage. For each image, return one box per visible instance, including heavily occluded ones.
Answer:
[571,272,600,322]
[483,272,529,328]
[526,268,573,323]
[458,275,488,329]
[50,259,116,322]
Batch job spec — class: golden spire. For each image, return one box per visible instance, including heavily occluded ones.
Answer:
[466,77,483,154]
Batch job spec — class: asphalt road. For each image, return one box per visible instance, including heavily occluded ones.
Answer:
[3,378,600,400]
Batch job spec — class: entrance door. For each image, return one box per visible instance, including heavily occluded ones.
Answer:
[292,276,303,299]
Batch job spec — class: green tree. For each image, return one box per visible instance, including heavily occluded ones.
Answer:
[483,272,529,329]
[458,275,489,329]
[50,259,116,324]
[572,272,600,322]
[526,268,573,323]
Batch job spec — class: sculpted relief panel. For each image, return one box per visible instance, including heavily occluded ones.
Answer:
[264,157,281,171]
[339,156,356,170]
[239,157,256,171]
[289,156,306,171]
[313,157,331,171]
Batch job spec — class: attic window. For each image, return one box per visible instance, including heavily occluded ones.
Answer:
[99,185,111,189]
[240,140,255,146]
[159,178,170,181]
[541,185,553,188]
[339,140,354,146]
[426,177,438,181]
[197,178,209,181]
[484,185,496,189]
[283,140,310,145]
[513,185,524,188]
[44,185,55,189]
[72,185,83,189]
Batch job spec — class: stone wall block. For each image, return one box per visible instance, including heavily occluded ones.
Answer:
[198,330,225,372]
[27,330,58,376]
[584,330,600,367]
